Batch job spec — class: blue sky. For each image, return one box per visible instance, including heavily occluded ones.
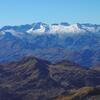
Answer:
[0,0,100,26]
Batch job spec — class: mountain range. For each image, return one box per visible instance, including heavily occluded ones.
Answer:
[0,22,100,100]
[0,22,100,67]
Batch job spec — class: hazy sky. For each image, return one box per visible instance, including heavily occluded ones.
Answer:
[0,0,100,26]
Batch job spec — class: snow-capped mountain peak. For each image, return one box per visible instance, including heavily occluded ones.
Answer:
[27,25,46,34]
[49,23,85,34]
[27,22,49,34]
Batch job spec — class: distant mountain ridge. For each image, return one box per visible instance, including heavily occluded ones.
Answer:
[0,22,100,67]
[0,22,100,34]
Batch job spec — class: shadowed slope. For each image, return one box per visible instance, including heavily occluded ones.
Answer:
[0,56,100,100]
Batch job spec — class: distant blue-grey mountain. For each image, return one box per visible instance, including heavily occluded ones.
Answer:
[0,22,100,67]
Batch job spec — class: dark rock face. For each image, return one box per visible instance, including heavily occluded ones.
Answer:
[0,56,100,100]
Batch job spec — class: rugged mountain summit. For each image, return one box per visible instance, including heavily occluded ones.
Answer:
[0,56,100,100]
